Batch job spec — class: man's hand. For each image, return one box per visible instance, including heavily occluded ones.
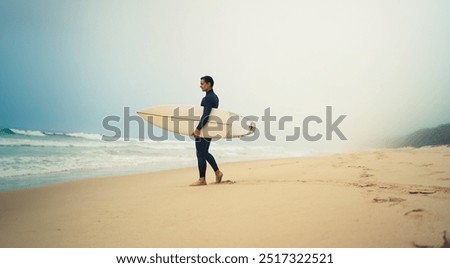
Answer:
[193,128,201,138]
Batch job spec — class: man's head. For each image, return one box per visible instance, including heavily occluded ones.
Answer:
[200,75,214,92]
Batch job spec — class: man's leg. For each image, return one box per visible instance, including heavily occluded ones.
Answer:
[191,138,207,186]
[204,138,223,183]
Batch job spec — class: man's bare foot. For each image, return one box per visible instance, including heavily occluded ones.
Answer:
[215,170,223,183]
[189,180,206,186]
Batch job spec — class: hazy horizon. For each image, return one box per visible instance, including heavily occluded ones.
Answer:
[1,0,449,152]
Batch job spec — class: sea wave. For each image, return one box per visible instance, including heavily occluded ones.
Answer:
[0,128,15,135]
[6,128,46,137]
[0,136,194,149]
[65,132,103,140]
[0,127,106,140]
[17,128,52,137]
[0,138,101,148]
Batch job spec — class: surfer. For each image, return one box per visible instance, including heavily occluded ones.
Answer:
[190,75,224,186]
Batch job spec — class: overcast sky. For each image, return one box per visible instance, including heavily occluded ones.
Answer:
[1,0,449,151]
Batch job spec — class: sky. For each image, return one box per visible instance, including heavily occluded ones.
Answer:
[1,0,449,152]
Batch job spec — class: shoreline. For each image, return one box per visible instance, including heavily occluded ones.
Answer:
[0,146,308,192]
[1,146,449,247]
[0,146,397,193]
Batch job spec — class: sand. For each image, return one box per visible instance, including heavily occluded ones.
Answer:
[1,146,449,248]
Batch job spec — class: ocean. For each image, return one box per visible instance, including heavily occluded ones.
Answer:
[0,127,302,191]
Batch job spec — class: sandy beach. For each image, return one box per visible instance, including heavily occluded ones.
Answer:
[1,146,449,248]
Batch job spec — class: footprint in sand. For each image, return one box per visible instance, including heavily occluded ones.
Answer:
[357,182,376,188]
[373,197,405,203]
[404,209,425,218]
[346,165,376,179]
[348,165,373,172]
[408,189,436,195]
[360,173,374,178]
[213,180,236,185]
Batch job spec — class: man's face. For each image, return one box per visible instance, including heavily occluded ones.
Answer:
[200,79,212,92]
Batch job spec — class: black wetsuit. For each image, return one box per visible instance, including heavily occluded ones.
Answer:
[196,89,219,178]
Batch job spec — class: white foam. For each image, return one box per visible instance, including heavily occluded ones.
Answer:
[0,152,195,179]
[10,128,46,137]
[66,132,103,140]
[0,137,106,148]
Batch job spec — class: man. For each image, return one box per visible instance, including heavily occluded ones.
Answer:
[190,75,223,186]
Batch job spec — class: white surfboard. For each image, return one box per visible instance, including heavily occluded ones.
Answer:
[137,105,256,138]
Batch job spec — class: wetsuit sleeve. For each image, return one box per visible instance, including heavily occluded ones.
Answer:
[197,96,214,130]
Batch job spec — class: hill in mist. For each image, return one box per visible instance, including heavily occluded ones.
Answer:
[390,123,450,148]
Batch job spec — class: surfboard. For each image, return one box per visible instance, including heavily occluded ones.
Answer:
[137,105,256,138]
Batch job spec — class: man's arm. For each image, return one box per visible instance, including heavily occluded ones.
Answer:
[196,97,213,131]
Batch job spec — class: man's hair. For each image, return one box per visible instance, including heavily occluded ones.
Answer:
[201,75,214,87]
